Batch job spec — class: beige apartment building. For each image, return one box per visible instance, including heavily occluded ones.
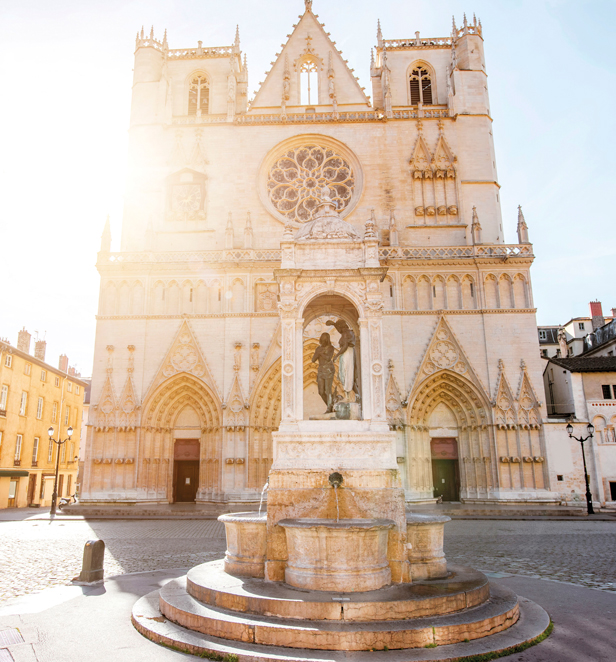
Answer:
[81,2,590,510]
[0,330,87,509]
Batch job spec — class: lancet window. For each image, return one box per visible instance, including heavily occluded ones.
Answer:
[300,59,318,106]
[188,74,210,116]
[409,67,433,105]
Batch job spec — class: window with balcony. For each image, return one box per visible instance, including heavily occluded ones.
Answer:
[0,385,8,415]
[14,434,22,465]
[32,437,39,466]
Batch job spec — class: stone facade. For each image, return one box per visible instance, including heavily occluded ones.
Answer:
[82,3,564,507]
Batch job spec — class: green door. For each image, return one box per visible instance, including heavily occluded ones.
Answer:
[432,459,460,502]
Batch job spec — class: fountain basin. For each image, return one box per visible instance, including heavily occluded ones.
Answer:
[218,512,267,578]
[406,513,451,580]
[279,518,395,592]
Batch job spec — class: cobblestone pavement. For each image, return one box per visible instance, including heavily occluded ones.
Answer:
[0,518,614,601]
[444,520,616,592]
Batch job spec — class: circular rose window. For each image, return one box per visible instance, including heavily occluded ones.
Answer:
[263,139,361,224]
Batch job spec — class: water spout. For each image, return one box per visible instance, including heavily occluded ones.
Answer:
[328,473,343,523]
[258,481,269,517]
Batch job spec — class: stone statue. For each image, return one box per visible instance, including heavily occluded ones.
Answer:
[311,333,335,413]
[327,319,358,402]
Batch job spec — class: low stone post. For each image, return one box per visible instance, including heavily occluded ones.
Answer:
[73,539,105,584]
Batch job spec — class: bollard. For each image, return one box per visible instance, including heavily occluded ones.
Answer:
[73,539,105,584]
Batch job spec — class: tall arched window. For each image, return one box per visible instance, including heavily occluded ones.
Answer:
[188,74,209,116]
[300,59,318,106]
[409,66,433,105]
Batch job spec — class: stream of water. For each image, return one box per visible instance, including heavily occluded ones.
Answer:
[258,481,268,517]
[334,484,340,523]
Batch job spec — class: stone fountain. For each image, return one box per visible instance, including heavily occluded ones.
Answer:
[132,195,550,660]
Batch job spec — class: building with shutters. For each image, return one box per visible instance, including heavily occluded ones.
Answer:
[0,331,86,509]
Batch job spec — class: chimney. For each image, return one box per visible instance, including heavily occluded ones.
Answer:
[611,308,616,318]
[34,340,47,362]
[69,366,76,377]
[17,327,31,354]
[590,301,605,331]
[59,354,69,373]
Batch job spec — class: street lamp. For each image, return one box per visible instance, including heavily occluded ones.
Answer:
[566,421,595,515]
[47,425,73,516]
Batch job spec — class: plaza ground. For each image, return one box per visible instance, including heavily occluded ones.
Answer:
[1,513,615,660]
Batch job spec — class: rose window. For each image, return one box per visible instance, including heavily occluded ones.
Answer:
[267,145,355,223]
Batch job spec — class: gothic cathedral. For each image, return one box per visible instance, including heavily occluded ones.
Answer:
[82,2,558,508]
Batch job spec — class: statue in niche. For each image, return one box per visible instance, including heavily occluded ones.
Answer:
[311,333,336,413]
[327,319,359,403]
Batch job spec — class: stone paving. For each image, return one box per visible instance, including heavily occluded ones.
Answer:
[0,517,614,602]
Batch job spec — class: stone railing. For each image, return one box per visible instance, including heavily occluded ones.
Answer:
[99,244,533,266]
[167,46,234,59]
[382,37,452,49]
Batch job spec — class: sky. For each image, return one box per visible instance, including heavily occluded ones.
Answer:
[0,0,614,377]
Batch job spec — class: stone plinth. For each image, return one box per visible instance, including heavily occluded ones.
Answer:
[218,512,267,578]
[279,518,395,592]
[406,513,451,580]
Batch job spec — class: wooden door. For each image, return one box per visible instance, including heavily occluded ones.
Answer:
[174,461,199,502]
[431,460,460,501]
[27,474,37,505]
[58,474,64,498]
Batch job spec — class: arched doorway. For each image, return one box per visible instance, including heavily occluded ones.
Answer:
[406,371,494,502]
[139,375,222,503]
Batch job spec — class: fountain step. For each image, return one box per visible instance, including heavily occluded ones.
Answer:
[187,560,489,622]
[158,575,519,651]
[133,587,550,661]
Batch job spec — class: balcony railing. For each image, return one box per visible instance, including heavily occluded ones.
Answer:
[98,244,534,266]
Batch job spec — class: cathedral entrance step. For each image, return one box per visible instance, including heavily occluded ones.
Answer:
[133,585,549,660]
[186,560,489,622]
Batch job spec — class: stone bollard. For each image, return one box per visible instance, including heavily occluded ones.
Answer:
[73,540,105,584]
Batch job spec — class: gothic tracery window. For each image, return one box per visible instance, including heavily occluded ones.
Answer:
[267,144,355,223]
[409,67,433,105]
[188,74,210,116]
[300,59,319,106]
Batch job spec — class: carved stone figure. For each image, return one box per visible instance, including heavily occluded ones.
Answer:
[311,333,335,413]
[327,319,359,402]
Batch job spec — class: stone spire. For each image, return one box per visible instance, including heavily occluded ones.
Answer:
[389,209,399,246]
[226,213,235,249]
[162,29,168,50]
[377,19,383,47]
[244,212,253,249]
[517,205,530,244]
[234,25,240,51]
[100,215,111,253]
[305,0,313,12]
[471,206,482,245]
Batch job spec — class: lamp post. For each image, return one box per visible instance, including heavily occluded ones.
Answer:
[48,425,73,516]
[566,421,595,515]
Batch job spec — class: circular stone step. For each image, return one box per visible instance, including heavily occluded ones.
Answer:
[186,560,490,622]
[159,575,519,651]
[133,587,550,661]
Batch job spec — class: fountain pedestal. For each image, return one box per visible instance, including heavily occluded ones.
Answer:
[265,420,411,584]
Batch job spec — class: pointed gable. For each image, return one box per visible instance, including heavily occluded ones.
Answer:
[412,316,485,393]
[385,360,404,429]
[95,375,117,431]
[492,359,516,428]
[147,320,220,400]
[432,128,457,179]
[410,125,433,178]
[118,376,138,431]
[250,4,370,111]
[516,360,542,428]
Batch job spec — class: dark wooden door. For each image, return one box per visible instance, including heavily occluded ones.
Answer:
[58,474,64,498]
[27,474,37,505]
[432,460,460,501]
[174,461,199,502]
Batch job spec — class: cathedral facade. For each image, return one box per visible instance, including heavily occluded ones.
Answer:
[82,2,564,507]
